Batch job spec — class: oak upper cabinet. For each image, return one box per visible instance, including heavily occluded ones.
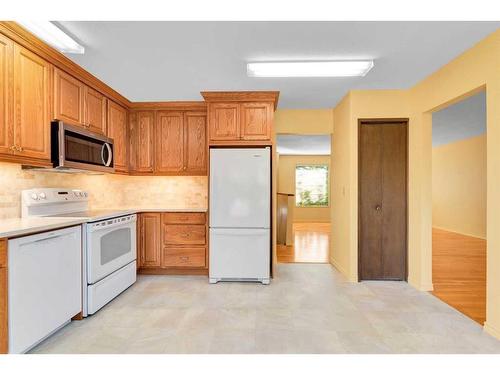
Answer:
[54,67,85,126]
[240,102,272,140]
[208,103,239,141]
[138,213,161,268]
[0,34,12,156]
[184,111,207,174]
[12,44,51,161]
[107,100,128,173]
[85,86,107,135]
[129,111,154,173]
[154,110,207,175]
[156,111,184,173]
[202,91,278,145]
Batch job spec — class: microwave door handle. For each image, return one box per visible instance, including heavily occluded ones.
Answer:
[101,143,112,167]
[105,143,112,167]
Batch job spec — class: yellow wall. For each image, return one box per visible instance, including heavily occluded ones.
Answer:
[330,29,500,339]
[274,109,334,134]
[277,155,331,223]
[0,162,208,219]
[432,134,486,239]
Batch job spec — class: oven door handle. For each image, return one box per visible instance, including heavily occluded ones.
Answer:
[101,143,113,167]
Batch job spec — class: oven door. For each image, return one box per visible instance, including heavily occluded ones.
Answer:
[86,215,137,284]
[52,121,114,173]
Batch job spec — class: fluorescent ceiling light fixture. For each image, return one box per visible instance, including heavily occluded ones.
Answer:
[247,60,374,78]
[17,21,84,54]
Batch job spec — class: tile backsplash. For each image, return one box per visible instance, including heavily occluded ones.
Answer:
[0,162,208,219]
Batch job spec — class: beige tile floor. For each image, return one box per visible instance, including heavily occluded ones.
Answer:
[30,264,500,354]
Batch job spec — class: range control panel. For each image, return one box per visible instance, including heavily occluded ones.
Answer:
[22,188,89,205]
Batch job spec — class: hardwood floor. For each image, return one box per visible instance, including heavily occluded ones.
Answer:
[277,222,330,263]
[432,228,486,325]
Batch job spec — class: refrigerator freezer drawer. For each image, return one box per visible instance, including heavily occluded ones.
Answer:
[209,228,270,283]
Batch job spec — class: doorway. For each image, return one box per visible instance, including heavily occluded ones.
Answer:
[358,119,408,281]
[275,134,331,263]
[431,90,486,325]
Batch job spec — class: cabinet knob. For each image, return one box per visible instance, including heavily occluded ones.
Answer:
[375,205,381,211]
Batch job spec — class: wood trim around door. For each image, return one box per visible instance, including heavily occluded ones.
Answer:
[358,118,409,281]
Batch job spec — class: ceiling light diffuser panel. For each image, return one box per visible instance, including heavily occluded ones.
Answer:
[17,21,85,54]
[247,60,374,77]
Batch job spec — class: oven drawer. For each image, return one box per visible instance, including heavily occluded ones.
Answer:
[163,224,206,245]
[162,247,206,268]
[161,212,206,225]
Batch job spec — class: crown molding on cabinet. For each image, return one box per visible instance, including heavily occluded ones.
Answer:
[130,101,207,111]
[0,21,132,109]
[201,91,280,110]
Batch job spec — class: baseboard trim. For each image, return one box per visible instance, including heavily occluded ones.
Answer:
[484,322,500,340]
[408,276,434,291]
[330,257,356,282]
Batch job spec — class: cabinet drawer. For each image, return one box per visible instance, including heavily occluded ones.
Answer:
[162,247,206,268]
[161,212,206,225]
[163,225,206,245]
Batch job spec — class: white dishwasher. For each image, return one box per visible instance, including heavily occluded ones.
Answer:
[8,226,82,353]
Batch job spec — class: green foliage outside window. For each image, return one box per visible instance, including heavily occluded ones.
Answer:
[295,165,329,207]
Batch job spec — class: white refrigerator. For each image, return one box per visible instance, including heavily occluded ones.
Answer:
[209,147,271,284]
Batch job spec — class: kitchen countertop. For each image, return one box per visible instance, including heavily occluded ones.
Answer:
[0,207,208,239]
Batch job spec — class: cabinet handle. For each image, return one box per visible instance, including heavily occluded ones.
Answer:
[9,145,16,152]
[180,256,189,262]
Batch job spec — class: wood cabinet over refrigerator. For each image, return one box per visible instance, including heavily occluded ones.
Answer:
[201,91,279,145]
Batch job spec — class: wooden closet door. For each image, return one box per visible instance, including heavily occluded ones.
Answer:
[184,111,207,175]
[359,120,407,281]
[156,111,184,173]
[13,44,51,160]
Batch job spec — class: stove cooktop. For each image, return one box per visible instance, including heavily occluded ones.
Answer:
[48,209,136,222]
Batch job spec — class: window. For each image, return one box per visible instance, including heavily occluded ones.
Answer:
[295,165,329,207]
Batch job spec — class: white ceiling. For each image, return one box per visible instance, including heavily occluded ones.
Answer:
[57,21,500,108]
[432,90,486,147]
[277,135,331,155]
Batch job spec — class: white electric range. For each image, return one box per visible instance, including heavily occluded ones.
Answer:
[22,188,137,316]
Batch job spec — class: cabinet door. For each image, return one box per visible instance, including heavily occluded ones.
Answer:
[130,111,154,173]
[107,101,128,173]
[208,103,239,141]
[184,111,207,174]
[54,67,85,126]
[13,44,51,160]
[240,102,272,140]
[0,34,13,156]
[156,111,184,173]
[85,86,107,135]
[139,213,161,268]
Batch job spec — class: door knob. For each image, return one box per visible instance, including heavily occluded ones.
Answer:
[375,205,381,211]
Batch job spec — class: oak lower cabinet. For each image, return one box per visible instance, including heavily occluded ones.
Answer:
[137,212,208,275]
[138,213,161,268]
[107,100,128,173]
